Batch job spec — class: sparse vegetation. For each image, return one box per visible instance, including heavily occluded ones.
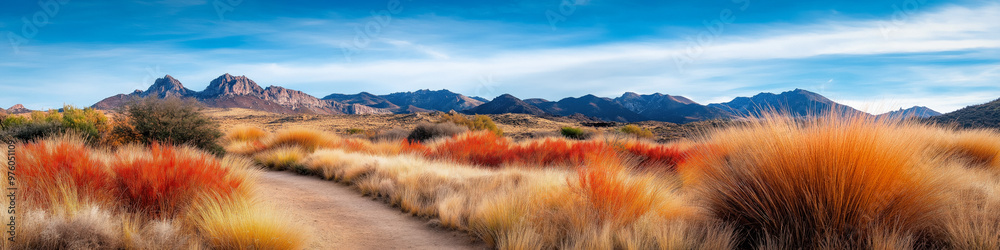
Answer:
[224,111,1000,249]
[112,97,224,154]
[8,134,307,249]
[0,105,109,144]
[407,122,468,143]
[560,126,592,140]
[440,113,504,136]
[372,128,410,142]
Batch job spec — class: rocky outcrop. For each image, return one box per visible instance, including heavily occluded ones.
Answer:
[144,75,192,98]
[201,73,265,97]
[7,104,32,114]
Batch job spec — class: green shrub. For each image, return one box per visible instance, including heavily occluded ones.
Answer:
[560,127,592,140]
[0,106,108,144]
[60,106,109,141]
[346,128,366,135]
[113,97,224,154]
[0,115,28,131]
[2,122,65,142]
[440,113,503,136]
[619,124,654,139]
[407,122,468,143]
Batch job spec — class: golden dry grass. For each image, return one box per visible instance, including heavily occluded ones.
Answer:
[254,146,308,171]
[264,128,339,151]
[224,111,1000,249]
[224,125,269,142]
[186,195,310,250]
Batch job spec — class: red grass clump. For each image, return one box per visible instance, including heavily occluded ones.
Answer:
[17,137,113,206]
[513,139,616,167]
[112,143,244,218]
[574,152,657,226]
[426,131,512,167]
[400,140,428,154]
[621,142,688,171]
[422,132,688,170]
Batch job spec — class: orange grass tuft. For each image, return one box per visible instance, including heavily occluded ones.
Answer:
[264,128,338,151]
[681,113,950,248]
[574,152,659,226]
[225,125,269,142]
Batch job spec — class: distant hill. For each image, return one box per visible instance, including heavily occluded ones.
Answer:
[878,106,941,119]
[709,89,866,117]
[6,104,32,114]
[930,98,1000,128]
[322,89,484,113]
[532,94,646,122]
[464,94,550,116]
[523,98,550,106]
[381,89,484,112]
[614,92,735,124]
[145,75,193,98]
[93,74,390,115]
[322,92,400,110]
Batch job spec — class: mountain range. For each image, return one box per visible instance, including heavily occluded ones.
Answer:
[930,98,1000,128]
[86,74,945,124]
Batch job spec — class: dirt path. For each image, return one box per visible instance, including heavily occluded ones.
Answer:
[255,171,488,250]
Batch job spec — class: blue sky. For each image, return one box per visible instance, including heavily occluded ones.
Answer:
[1,0,998,114]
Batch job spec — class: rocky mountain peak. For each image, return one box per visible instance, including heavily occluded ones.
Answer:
[879,106,941,119]
[261,85,328,110]
[144,75,191,98]
[202,73,264,97]
[7,104,31,114]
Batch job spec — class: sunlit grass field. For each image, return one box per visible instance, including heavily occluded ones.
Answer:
[234,113,1000,249]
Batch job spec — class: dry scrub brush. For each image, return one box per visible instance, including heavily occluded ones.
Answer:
[8,135,307,250]
[681,113,1000,249]
[225,112,1000,249]
[249,146,732,249]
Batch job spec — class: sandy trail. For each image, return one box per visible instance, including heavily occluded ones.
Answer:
[255,171,487,250]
